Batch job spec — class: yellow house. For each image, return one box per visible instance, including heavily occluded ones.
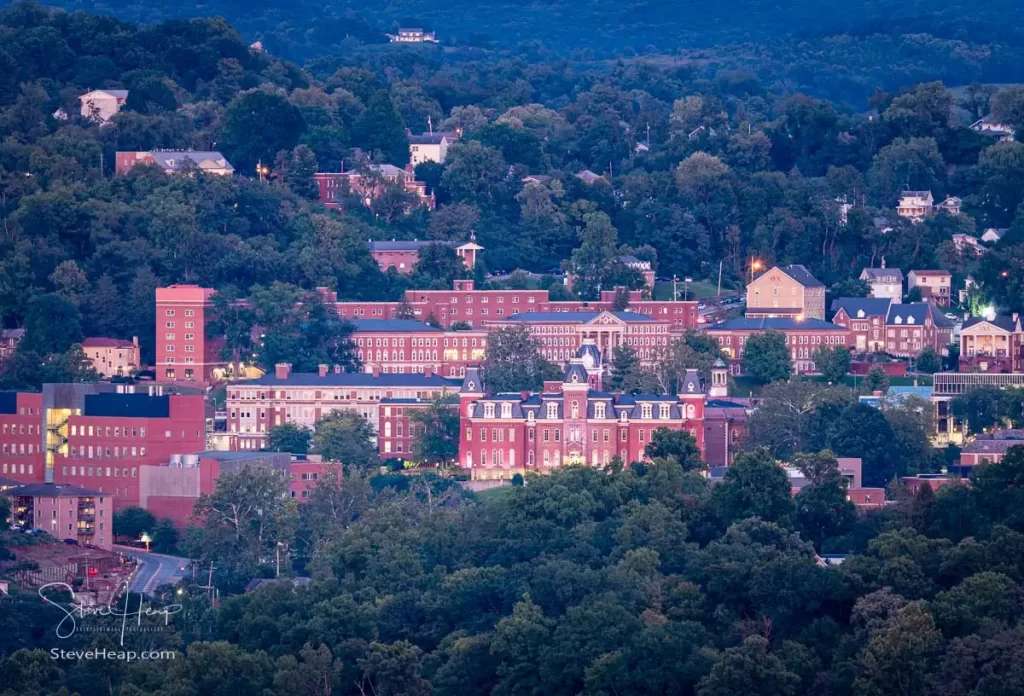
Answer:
[746,264,826,320]
[81,337,140,378]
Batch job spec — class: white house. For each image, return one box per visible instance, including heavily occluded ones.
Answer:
[408,133,450,165]
[79,89,128,124]
[388,28,438,43]
[981,228,1008,244]
[897,191,934,220]
[859,267,904,303]
[970,115,1015,142]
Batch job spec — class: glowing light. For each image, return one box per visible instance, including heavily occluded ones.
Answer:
[983,305,997,321]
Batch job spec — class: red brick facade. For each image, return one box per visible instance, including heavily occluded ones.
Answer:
[155,285,225,383]
[704,318,853,375]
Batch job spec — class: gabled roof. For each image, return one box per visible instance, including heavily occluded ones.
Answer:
[831,297,893,319]
[5,483,104,498]
[576,169,604,184]
[961,439,1024,455]
[81,89,129,100]
[778,264,824,288]
[350,319,441,333]
[706,317,847,331]
[408,133,447,145]
[908,269,951,277]
[885,302,953,328]
[499,311,655,324]
[0,328,25,341]
[149,151,233,172]
[901,190,933,199]
[367,240,455,252]
[82,337,135,348]
[860,268,904,281]
[961,316,1021,333]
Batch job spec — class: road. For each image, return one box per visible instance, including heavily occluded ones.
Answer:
[115,545,192,595]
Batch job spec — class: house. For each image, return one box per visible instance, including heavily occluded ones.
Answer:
[619,255,656,289]
[970,114,1015,142]
[4,483,113,549]
[314,164,435,210]
[897,191,934,220]
[81,337,140,378]
[687,125,717,141]
[859,267,903,302]
[522,174,553,186]
[115,151,235,176]
[958,314,1024,373]
[457,361,708,481]
[907,270,952,306]
[936,196,962,215]
[883,302,954,357]
[831,297,893,352]
[746,264,826,320]
[0,328,24,359]
[408,132,450,165]
[981,228,1008,244]
[704,317,852,375]
[576,169,605,185]
[367,238,482,274]
[952,234,986,257]
[387,28,438,43]
[959,430,1024,466]
[79,89,128,124]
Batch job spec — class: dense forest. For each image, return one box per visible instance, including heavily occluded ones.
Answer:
[5,446,1024,696]
[2,1,1024,390]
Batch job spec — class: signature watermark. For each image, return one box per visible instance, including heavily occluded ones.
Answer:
[39,581,182,646]
[50,648,176,662]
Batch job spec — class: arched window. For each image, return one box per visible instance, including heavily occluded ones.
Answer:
[571,400,580,419]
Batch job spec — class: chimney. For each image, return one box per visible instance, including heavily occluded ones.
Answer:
[318,364,329,377]
[424,366,433,378]
[1014,313,1020,323]
[132,335,139,347]
[372,365,381,377]
[405,163,414,175]
[275,363,292,380]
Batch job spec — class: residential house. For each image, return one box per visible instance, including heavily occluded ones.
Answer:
[314,164,435,210]
[367,238,482,274]
[959,430,1024,466]
[115,151,235,176]
[0,328,24,359]
[81,337,140,378]
[831,297,893,352]
[408,132,450,165]
[387,28,438,43]
[959,314,1023,373]
[970,114,1015,142]
[897,191,934,220]
[907,270,952,306]
[746,264,826,320]
[981,228,1008,244]
[859,267,903,302]
[952,234,986,257]
[79,89,128,123]
[576,169,605,185]
[936,196,962,215]
[619,255,656,289]
[883,302,954,357]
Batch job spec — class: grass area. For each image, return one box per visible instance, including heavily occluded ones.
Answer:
[652,280,731,301]
[473,485,516,501]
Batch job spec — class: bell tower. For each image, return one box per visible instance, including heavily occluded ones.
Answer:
[709,358,729,398]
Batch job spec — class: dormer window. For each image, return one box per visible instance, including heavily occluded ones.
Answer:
[594,403,606,419]
[620,411,628,423]
[547,403,558,419]
[484,403,495,418]
[659,404,670,419]
[907,316,915,324]
[894,316,903,324]
[856,310,865,318]
[641,404,652,419]
[527,410,535,423]
[501,403,512,419]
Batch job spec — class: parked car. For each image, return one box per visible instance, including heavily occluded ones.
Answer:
[63,538,79,546]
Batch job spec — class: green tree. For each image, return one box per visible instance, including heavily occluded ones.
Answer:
[826,403,900,487]
[352,91,409,166]
[742,330,793,383]
[646,428,703,471]
[813,345,851,383]
[22,293,82,355]
[273,644,343,696]
[440,141,507,204]
[713,449,795,527]
[357,641,431,696]
[112,507,156,540]
[566,211,620,299]
[868,137,947,207]
[311,411,378,469]
[607,344,658,394]
[793,450,857,549]
[915,345,942,373]
[830,277,871,298]
[697,636,799,696]
[864,365,891,394]
[151,518,179,553]
[409,397,460,467]
[220,90,305,173]
[206,286,256,380]
[284,144,319,200]
[482,326,562,392]
[853,603,941,696]
[267,423,313,454]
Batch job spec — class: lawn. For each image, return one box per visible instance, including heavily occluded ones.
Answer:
[652,280,730,301]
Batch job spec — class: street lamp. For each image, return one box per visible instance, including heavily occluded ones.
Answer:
[140,532,151,552]
[750,258,763,284]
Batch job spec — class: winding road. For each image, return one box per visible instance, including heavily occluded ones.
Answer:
[115,546,192,595]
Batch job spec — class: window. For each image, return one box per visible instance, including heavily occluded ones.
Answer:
[641,404,652,419]
[594,403,606,419]
[547,403,558,419]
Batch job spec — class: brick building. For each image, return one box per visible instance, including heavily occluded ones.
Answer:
[5,482,113,549]
[115,150,234,176]
[959,432,1024,466]
[959,314,1023,373]
[883,302,953,357]
[831,298,893,352]
[314,165,435,211]
[746,265,826,320]
[0,328,24,359]
[352,319,488,378]
[81,337,140,378]
[457,358,709,481]
[0,391,45,482]
[704,317,852,374]
[907,270,952,307]
[155,285,225,383]
[225,364,459,451]
[378,398,430,459]
[366,239,482,274]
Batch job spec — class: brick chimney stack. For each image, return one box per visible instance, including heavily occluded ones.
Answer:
[318,364,329,377]
[275,363,291,380]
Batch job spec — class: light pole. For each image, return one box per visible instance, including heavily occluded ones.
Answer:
[276,541,285,578]
[749,257,763,284]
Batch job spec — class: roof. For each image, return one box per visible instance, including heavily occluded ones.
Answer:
[499,311,655,324]
[886,303,954,328]
[408,133,446,145]
[81,337,135,348]
[4,483,104,497]
[908,269,951,277]
[249,372,459,387]
[1,328,25,341]
[961,439,1024,455]
[245,577,312,593]
[779,264,824,288]
[886,386,934,400]
[149,151,233,172]
[367,240,454,252]
[350,319,441,333]
[576,169,604,184]
[962,316,1021,333]
[83,393,170,418]
[619,255,641,264]
[193,451,291,462]
[860,268,904,281]
[901,190,933,198]
[705,317,848,331]
[82,89,128,99]
[0,475,21,488]
[832,297,893,318]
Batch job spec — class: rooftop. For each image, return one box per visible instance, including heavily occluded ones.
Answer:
[408,133,447,145]
[249,372,459,387]
[367,240,459,252]
[962,316,1021,333]
[81,337,136,348]
[886,302,953,328]
[706,317,847,331]
[775,264,824,288]
[350,319,441,333]
[499,311,656,324]
[83,393,171,418]
[861,268,904,281]
[4,483,104,498]
[831,297,893,318]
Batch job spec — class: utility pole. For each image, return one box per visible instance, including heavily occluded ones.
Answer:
[717,261,723,297]
[672,275,678,301]
[427,114,433,134]
[684,277,692,301]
